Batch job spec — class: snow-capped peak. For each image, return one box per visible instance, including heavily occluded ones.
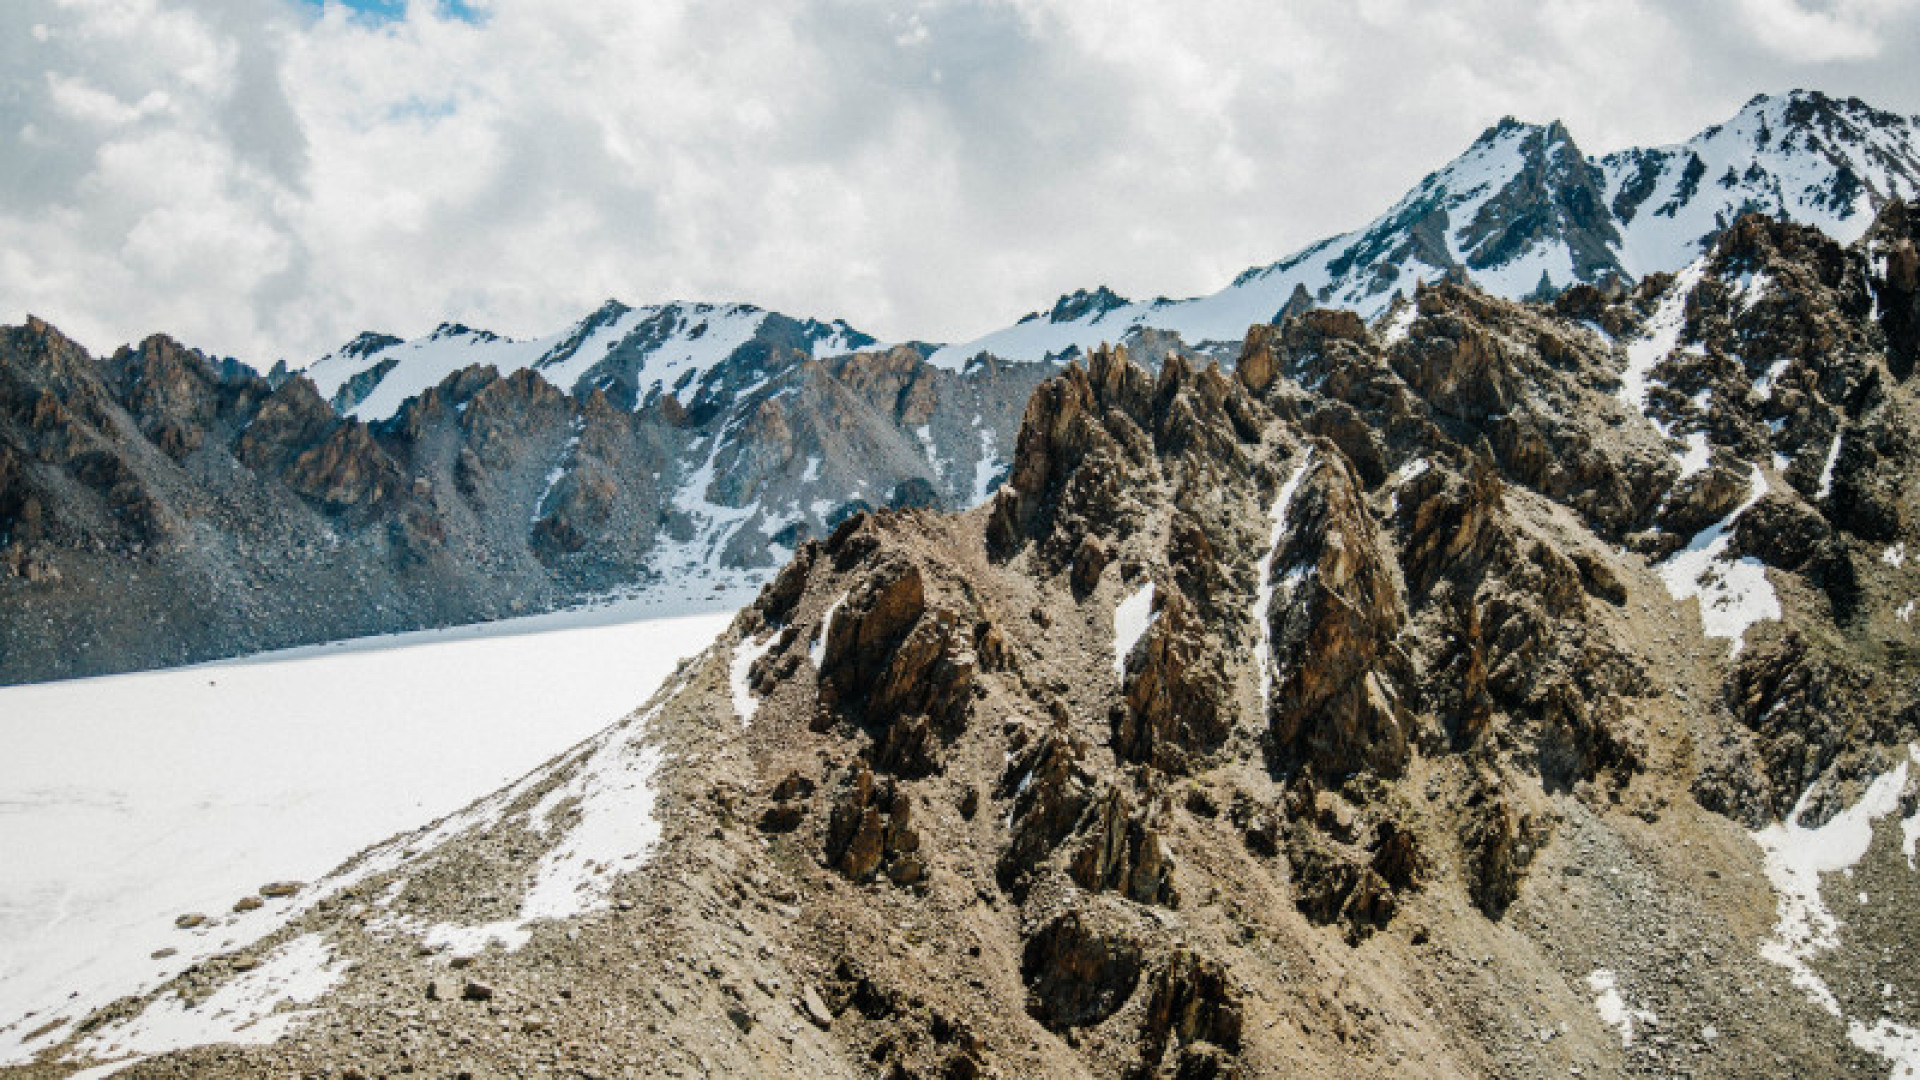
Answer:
[929,89,1919,369]
[301,300,880,421]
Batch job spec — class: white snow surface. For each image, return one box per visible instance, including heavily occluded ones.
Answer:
[1754,751,1920,1077]
[416,673,692,955]
[971,426,1002,505]
[1255,454,1315,708]
[1113,582,1158,681]
[1655,465,1779,656]
[1676,431,1712,481]
[308,323,558,422]
[1601,92,1920,276]
[1818,431,1844,499]
[1380,302,1418,346]
[1619,258,1707,432]
[0,604,731,1066]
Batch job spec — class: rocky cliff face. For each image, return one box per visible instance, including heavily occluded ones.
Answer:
[23,202,1920,1079]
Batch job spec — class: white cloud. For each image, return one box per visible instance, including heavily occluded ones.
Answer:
[1,0,1917,365]
[1736,0,1916,63]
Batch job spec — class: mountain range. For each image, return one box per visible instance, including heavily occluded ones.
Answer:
[3,89,1918,683]
[11,169,1920,1077]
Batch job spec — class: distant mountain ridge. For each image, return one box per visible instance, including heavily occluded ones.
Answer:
[305,301,876,420]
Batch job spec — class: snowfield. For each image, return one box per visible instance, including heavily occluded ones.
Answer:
[0,603,733,1066]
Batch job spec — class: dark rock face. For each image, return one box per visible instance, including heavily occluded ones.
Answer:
[1136,949,1243,1075]
[1116,585,1234,773]
[1714,634,1914,821]
[1463,787,1543,920]
[1019,911,1143,1031]
[1264,449,1410,781]
[1732,491,1831,569]
[997,729,1093,894]
[0,308,1047,684]
[1871,200,1920,378]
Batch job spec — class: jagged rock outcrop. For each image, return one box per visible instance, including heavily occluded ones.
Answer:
[1068,786,1177,907]
[823,765,925,886]
[816,554,982,777]
[1264,448,1411,780]
[1135,949,1243,1078]
[1116,584,1235,773]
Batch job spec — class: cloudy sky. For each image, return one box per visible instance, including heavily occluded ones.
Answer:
[3,0,1919,364]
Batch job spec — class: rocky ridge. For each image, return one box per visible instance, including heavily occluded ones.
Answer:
[0,318,1044,683]
[13,202,1920,1078]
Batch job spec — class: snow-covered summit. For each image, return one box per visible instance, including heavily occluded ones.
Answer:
[930,90,1920,369]
[1601,89,1920,274]
[302,301,877,421]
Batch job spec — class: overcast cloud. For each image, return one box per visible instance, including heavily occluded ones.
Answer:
[3,0,1918,364]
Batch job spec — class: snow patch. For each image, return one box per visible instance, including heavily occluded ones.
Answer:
[1818,432,1844,500]
[1906,746,1920,870]
[1254,454,1315,708]
[971,427,1001,505]
[1655,465,1778,656]
[1381,302,1417,345]
[811,591,849,670]
[1756,357,1791,401]
[1754,758,1914,1016]
[1676,432,1712,480]
[1113,582,1158,681]
[1587,969,1655,1046]
[77,934,345,1062]
[421,681,687,954]
[1754,752,1920,1078]
[1619,259,1708,437]
[1883,543,1906,569]
[1733,269,1772,312]
[729,633,776,725]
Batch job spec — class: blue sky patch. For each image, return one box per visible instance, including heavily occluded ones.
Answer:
[300,0,483,25]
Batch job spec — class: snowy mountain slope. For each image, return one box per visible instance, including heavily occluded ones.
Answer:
[0,604,730,1067]
[929,90,1920,369]
[304,301,877,421]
